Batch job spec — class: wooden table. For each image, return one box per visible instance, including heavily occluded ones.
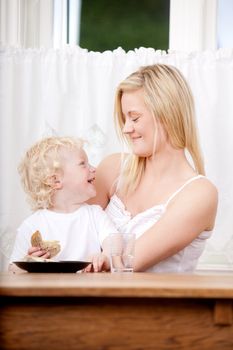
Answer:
[0,271,233,350]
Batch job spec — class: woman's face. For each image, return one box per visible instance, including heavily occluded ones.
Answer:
[121,89,166,157]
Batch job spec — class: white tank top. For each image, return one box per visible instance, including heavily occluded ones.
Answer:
[105,175,211,273]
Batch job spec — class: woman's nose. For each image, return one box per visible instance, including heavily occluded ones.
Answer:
[122,119,134,134]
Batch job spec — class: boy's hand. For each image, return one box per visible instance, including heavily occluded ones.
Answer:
[85,253,110,272]
[31,231,60,258]
[27,246,50,259]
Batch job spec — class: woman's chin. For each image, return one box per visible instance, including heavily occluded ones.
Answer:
[131,143,153,157]
[133,148,153,157]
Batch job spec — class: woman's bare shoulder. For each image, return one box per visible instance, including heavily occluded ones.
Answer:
[197,177,218,214]
[98,153,123,168]
[172,176,218,204]
[89,153,126,208]
[169,176,218,230]
[191,177,218,203]
[98,152,125,187]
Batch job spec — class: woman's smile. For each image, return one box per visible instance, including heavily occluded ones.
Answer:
[131,136,142,141]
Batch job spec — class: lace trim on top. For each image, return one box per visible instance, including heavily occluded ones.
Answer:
[112,174,205,217]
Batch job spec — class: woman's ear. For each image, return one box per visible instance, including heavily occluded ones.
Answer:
[46,174,62,189]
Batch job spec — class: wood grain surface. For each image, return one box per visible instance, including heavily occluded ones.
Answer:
[1,271,233,298]
[0,272,233,350]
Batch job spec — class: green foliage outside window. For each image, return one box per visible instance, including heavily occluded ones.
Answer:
[80,0,170,52]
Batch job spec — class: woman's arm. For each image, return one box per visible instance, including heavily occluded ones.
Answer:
[134,178,218,271]
[88,153,122,208]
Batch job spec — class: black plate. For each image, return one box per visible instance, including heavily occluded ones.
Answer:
[14,261,91,273]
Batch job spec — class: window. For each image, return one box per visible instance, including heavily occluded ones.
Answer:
[79,0,170,51]
[217,0,233,48]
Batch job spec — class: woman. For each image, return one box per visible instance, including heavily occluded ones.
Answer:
[90,64,218,272]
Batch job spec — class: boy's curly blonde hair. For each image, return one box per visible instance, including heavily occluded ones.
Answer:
[18,136,84,210]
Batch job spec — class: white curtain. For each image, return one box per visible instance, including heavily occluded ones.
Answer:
[0,0,82,49]
[169,0,217,50]
[1,46,233,271]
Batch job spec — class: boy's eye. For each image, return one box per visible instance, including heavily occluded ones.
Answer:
[78,161,86,166]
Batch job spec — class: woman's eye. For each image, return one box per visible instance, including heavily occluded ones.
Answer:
[132,117,139,122]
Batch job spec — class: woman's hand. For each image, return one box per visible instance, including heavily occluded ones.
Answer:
[27,246,50,259]
[84,253,110,272]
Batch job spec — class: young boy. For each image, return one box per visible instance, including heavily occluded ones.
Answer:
[9,136,115,272]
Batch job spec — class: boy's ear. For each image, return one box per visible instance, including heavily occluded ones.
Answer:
[46,174,62,189]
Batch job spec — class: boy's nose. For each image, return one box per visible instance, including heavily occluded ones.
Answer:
[89,164,96,173]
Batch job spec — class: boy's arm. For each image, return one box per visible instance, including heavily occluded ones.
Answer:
[9,223,31,267]
[85,237,111,272]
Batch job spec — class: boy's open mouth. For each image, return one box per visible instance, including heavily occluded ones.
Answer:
[88,178,95,184]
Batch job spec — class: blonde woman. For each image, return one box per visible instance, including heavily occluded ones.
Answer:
[9,136,116,271]
[90,64,218,273]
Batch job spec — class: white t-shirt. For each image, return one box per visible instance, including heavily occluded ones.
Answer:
[10,204,116,262]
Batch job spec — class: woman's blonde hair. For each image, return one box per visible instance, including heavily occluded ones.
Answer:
[18,136,84,210]
[114,64,205,195]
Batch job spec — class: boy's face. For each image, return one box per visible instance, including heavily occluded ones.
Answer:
[58,147,96,203]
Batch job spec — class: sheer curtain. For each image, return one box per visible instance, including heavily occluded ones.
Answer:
[169,0,217,50]
[1,46,233,271]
